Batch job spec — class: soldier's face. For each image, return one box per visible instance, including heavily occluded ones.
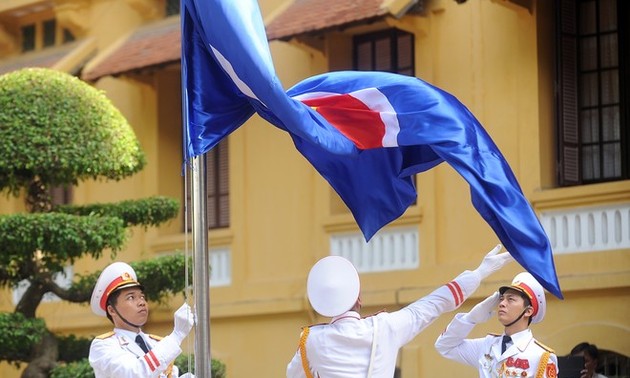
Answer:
[109,287,149,330]
[497,289,529,326]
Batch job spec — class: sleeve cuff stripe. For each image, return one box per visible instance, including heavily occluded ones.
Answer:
[446,281,464,306]
[143,351,161,372]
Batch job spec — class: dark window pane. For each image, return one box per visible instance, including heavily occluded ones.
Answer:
[600,33,618,68]
[374,38,391,71]
[582,144,600,179]
[599,0,617,31]
[579,1,596,34]
[43,19,56,47]
[579,72,598,106]
[166,0,180,16]
[579,36,597,70]
[356,42,372,70]
[602,143,620,177]
[21,24,35,52]
[63,29,75,43]
[397,34,413,68]
[353,28,415,76]
[601,106,620,141]
[600,69,619,104]
[580,109,599,142]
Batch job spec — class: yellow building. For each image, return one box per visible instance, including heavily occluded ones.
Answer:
[0,0,628,377]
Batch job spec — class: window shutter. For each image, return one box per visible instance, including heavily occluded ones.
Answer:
[558,0,580,185]
[353,29,414,75]
[185,139,229,231]
[206,140,230,229]
[206,146,218,228]
[397,33,414,76]
[217,141,230,227]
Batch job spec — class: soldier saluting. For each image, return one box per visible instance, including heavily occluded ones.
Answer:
[435,272,558,378]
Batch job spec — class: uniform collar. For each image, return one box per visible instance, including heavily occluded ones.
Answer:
[503,328,533,355]
[330,311,361,324]
[114,327,148,355]
[114,327,145,340]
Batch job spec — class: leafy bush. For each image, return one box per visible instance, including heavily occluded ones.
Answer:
[49,355,227,378]
[55,196,180,228]
[0,213,126,284]
[176,354,227,378]
[57,334,92,362]
[0,313,46,366]
[0,67,146,195]
[50,359,94,378]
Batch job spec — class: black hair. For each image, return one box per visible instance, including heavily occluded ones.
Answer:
[105,289,124,323]
[571,342,600,360]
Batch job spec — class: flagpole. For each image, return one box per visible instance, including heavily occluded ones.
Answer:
[191,155,212,377]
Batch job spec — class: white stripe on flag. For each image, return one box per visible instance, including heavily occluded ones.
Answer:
[349,88,400,147]
[291,91,336,101]
[209,44,263,105]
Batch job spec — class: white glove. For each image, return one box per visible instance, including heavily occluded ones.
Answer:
[171,303,195,344]
[464,291,500,324]
[473,244,513,279]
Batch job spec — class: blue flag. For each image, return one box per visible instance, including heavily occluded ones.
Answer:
[181,0,563,299]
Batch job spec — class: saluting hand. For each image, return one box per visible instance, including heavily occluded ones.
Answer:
[464,291,500,324]
[474,244,514,279]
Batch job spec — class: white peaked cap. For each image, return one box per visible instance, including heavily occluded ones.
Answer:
[499,272,546,323]
[90,262,143,317]
[307,256,360,318]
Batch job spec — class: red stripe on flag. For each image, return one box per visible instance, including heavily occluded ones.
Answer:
[301,94,386,149]
[446,281,464,306]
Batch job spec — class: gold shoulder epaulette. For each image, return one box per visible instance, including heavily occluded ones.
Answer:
[147,334,164,341]
[535,340,555,353]
[95,331,115,340]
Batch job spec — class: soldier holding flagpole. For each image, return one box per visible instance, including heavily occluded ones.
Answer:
[88,262,195,377]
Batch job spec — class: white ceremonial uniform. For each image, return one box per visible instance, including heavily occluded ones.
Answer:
[89,328,182,378]
[287,269,485,378]
[435,314,558,378]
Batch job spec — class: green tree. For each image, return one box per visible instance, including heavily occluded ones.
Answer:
[0,67,189,377]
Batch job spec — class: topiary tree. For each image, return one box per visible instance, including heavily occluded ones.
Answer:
[0,67,190,377]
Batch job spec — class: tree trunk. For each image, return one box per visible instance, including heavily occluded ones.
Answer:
[21,331,59,378]
[26,178,52,213]
[15,281,45,318]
